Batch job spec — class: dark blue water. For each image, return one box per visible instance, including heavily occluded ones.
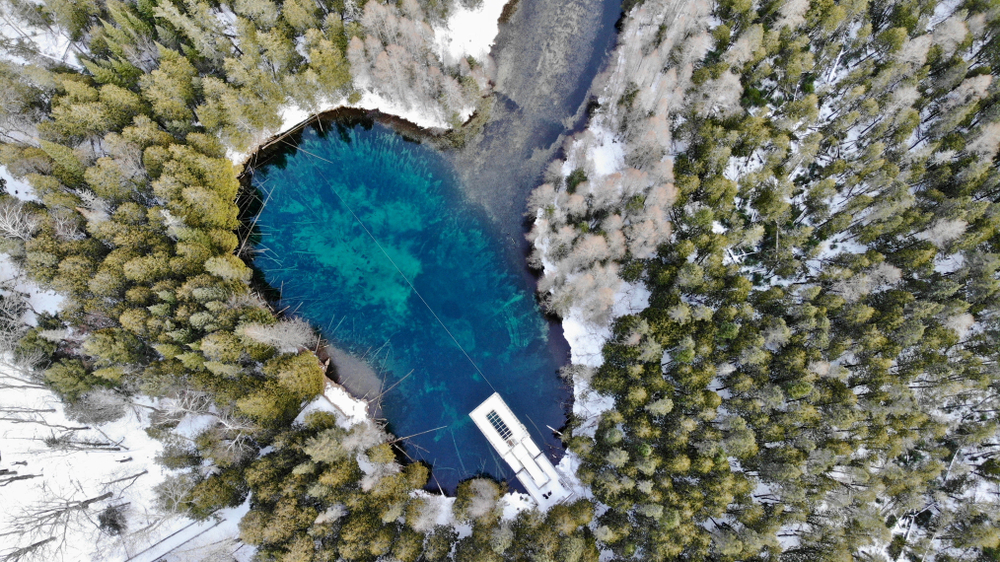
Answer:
[250,120,567,491]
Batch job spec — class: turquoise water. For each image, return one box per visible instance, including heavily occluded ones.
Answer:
[250,119,567,491]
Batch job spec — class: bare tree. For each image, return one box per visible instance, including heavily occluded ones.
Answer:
[49,209,81,241]
[153,473,198,514]
[0,350,47,391]
[0,410,96,439]
[454,478,502,522]
[0,468,41,487]
[63,388,128,425]
[0,286,29,347]
[75,191,109,225]
[916,218,968,249]
[830,262,902,302]
[405,497,440,533]
[43,431,122,452]
[153,390,258,464]
[0,538,56,562]
[238,317,317,352]
[0,198,39,242]
[776,0,810,28]
[0,481,113,561]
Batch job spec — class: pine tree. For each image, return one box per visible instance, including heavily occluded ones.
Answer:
[204,254,252,282]
[282,0,320,31]
[38,140,86,187]
[44,359,100,400]
[138,47,198,133]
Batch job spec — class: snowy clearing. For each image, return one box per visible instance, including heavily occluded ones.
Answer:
[0,164,38,202]
[434,0,509,65]
[0,372,257,562]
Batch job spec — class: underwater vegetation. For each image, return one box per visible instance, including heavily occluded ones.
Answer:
[251,120,568,490]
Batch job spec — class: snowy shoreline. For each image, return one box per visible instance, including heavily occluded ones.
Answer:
[229,0,511,167]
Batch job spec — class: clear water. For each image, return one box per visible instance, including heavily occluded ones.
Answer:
[250,120,567,491]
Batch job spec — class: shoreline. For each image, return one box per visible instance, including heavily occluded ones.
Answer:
[225,0,625,501]
[232,108,576,492]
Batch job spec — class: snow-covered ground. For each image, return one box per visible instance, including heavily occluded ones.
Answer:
[534,117,657,505]
[0,0,508,168]
[561,280,650,367]
[0,377,158,561]
[1,165,38,202]
[277,89,457,133]
[226,90,466,164]
[0,257,62,326]
[0,356,255,562]
[434,0,509,65]
[562,126,626,178]
[0,11,80,68]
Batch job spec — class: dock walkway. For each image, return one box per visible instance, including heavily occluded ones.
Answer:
[469,392,571,509]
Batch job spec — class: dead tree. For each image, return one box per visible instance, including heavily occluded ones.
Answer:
[0,537,56,562]
[0,480,114,561]
[0,415,89,432]
[154,390,258,463]
[0,290,29,353]
[43,432,121,451]
[0,468,40,487]
[0,198,39,242]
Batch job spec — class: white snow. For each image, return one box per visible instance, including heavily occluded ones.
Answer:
[230,85,471,166]
[570,375,615,440]
[611,279,651,319]
[278,105,316,132]
[562,310,611,368]
[1,164,38,201]
[586,127,626,177]
[214,7,239,40]
[1,255,64,325]
[0,379,155,561]
[562,281,649,367]
[135,497,254,562]
[433,0,509,65]
[229,93,457,166]
[0,13,80,68]
[500,491,536,520]
[0,358,258,562]
[934,252,965,275]
[353,90,455,129]
[321,381,371,427]
[0,263,258,562]
[408,489,457,527]
[230,0,514,166]
[279,90,460,133]
[172,413,219,440]
[559,280,647,442]
[553,451,590,498]
[929,0,963,27]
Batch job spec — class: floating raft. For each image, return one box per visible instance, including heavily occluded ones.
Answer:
[469,392,571,509]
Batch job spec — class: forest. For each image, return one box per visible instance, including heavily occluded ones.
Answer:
[0,0,997,559]
[528,0,1000,558]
